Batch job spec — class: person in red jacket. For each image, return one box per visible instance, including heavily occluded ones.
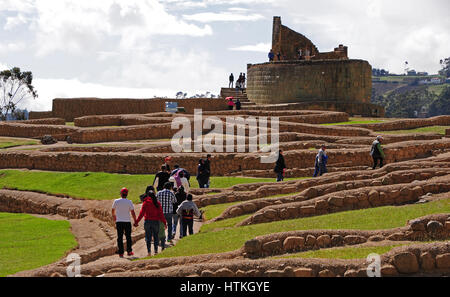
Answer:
[134,191,167,256]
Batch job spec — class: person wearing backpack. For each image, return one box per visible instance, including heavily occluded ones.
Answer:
[134,191,167,256]
[173,186,187,239]
[370,136,385,169]
[176,194,201,237]
[153,165,170,192]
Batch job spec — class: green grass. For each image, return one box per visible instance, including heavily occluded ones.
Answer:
[0,212,77,277]
[320,117,386,126]
[275,244,404,260]
[151,198,450,259]
[0,137,39,149]
[65,122,74,126]
[381,126,450,135]
[428,83,450,96]
[0,170,299,203]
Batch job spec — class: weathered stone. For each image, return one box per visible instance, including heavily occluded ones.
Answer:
[420,252,435,270]
[368,190,380,206]
[409,219,426,231]
[344,235,367,245]
[315,200,328,210]
[214,268,235,277]
[427,220,444,233]
[200,270,214,277]
[262,240,282,254]
[244,239,262,254]
[304,187,318,199]
[368,235,384,242]
[386,232,406,241]
[263,209,277,219]
[343,269,359,277]
[107,267,126,273]
[328,196,344,207]
[265,269,285,277]
[445,221,450,231]
[50,272,63,277]
[283,236,305,251]
[305,235,316,246]
[242,203,257,213]
[299,206,315,215]
[318,269,335,277]
[331,235,344,246]
[436,253,450,269]
[316,235,331,248]
[393,252,419,274]
[380,265,398,276]
[293,267,314,277]
[235,270,247,277]
[343,195,358,205]
[411,186,423,197]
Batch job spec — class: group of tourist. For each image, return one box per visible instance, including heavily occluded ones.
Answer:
[268,47,316,62]
[226,97,241,110]
[275,136,385,181]
[228,73,246,89]
[112,156,212,257]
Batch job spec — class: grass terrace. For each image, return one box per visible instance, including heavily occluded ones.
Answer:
[381,126,450,135]
[150,197,450,258]
[0,212,77,277]
[320,117,387,126]
[0,137,39,149]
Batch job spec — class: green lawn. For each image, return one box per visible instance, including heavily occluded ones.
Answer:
[151,198,450,259]
[0,170,297,203]
[0,212,77,277]
[0,137,39,149]
[381,126,450,135]
[320,117,386,126]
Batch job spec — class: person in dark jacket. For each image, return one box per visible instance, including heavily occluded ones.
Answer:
[134,191,167,256]
[229,73,234,88]
[204,154,212,188]
[172,186,187,239]
[370,136,385,169]
[196,159,208,188]
[274,150,287,182]
[153,165,170,192]
[176,194,201,237]
[235,99,241,110]
[313,145,328,177]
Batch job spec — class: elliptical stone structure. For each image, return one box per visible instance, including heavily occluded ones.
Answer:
[246,17,384,117]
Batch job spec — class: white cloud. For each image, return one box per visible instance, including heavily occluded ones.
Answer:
[0,42,26,53]
[3,13,29,30]
[229,42,270,53]
[183,11,264,22]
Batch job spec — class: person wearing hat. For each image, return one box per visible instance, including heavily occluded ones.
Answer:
[370,136,385,169]
[112,187,137,258]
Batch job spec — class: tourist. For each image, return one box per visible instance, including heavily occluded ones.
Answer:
[153,165,170,192]
[277,52,281,61]
[305,48,310,60]
[227,97,235,110]
[268,49,275,62]
[274,150,287,182]
[298,48,303,60]
[173,186,187,238]
[204,154,212,188]
[156,182,177,242]
[229,73,234,88]
[196,158,208,188]
[112,187,137,258]
[176,194,201,237]
[235,98,241,110]
[313,145,328,177]
[241,73,246,90]
[140,185,155,202]
[370,136,385,169]
[158,220,166,251]
[170,165,191,182]
[169,170,190,193]
[134,191,167,256]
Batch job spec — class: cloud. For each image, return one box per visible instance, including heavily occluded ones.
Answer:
[229,42,270,53]
[3,13,29,30]
[0,42,26,54]
[183,11,264,22]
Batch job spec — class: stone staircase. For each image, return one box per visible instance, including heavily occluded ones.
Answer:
[219,88,256,107]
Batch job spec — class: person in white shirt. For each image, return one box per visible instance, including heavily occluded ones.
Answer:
[112,187,137,258]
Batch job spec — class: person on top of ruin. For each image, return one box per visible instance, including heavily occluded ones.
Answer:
[176,194,202,237]
[134,190,167,256]
[242,73,246,89]
[274,150,287,182]
[268,49,275,62]
[229,73,234,88]
[112,187,137,258]
[313,145,328,177]
[298,48,303,60]
[277,52,281,61]
[370,136,385,169]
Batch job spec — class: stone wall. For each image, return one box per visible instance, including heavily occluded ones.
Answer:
[0,122,78,140]
[28,111,53,120]
[12,118,66,125]
[31,98,229,122]
[247,59,372,105]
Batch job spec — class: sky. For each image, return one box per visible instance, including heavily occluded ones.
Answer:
[0,0,449,111]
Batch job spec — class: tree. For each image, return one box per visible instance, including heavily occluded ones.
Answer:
[439,57,450,77]
[0,67,37,121]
